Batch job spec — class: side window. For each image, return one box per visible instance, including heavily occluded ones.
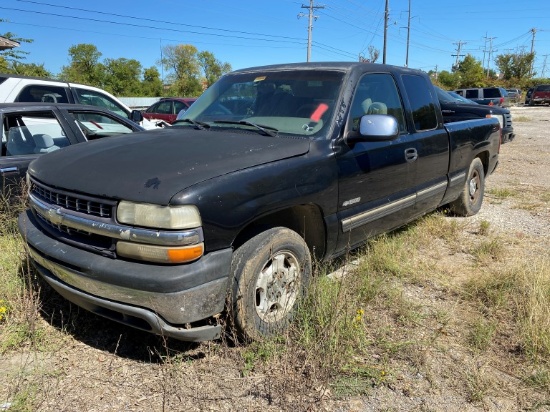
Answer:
[155,100,172,114]
[74,88,129,119]
[174,101,187,113]
[401,74,438,131]
[484,88,500,98]
[3,112,70,156]
[348,73,406,133]
[465,89,478,99]
[16,85,69,103]
[145,102,160,113]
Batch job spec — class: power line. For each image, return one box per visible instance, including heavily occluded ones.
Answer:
[15,0,302,42]
[2,5,304,44]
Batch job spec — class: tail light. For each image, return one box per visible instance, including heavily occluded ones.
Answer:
[499,97,504,106]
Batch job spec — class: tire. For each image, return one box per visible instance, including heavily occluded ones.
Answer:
[228,227,311,342]
[450,157,485,217]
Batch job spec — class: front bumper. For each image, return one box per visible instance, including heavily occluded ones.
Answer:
[18,210,233,341]
[502,126,515,143]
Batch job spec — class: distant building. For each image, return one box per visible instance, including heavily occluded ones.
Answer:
[0,36,20,51]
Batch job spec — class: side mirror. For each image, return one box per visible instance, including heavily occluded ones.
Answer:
[130,109,144,123]
[346,114,399,144]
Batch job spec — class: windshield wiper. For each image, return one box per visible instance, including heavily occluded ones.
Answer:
[213,120,279,137]
[172,118,210,130]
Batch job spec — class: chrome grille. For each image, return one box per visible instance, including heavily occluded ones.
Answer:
[31,180,114,218]
[36,212,92,237]
[504,112,512,128]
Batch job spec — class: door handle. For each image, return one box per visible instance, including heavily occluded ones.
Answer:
[404,148,418,163]
[0,166,18,174]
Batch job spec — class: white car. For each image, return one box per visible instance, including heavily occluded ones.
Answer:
[0,74,159,129]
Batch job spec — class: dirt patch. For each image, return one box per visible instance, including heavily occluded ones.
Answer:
[2,106,549,412]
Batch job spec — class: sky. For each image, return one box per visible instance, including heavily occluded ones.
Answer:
[1,0,550,81]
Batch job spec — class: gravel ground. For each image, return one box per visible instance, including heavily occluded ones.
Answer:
[463,105,550,238]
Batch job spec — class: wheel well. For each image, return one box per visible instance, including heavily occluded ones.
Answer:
[476,151,489,176]
[232,204,326,259]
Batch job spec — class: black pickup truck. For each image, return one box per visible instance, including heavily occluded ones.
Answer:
[18,63,500,342]
[435,87,515,143]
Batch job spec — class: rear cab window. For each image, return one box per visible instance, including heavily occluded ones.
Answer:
[401,74,438,131]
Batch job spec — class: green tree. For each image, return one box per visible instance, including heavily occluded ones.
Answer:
[456,54,485,88]
[103,58,142,96]
[160,44,230,96]
[434,70,460,90]
[160,44,202,96]
[197,51,231,88]
[142,66,163,97]
[59,43,105,86]
[0,22,35,73]
[495,52,535,80]
[7,61,52,77]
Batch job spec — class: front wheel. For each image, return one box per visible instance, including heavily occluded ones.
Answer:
[228,227,311,342]
[450,157,485,217]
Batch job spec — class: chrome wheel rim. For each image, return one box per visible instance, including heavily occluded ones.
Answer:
[254,251,300,323]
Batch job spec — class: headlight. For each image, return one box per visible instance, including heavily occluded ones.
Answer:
[488,113,504,129]
[117,201,201,229]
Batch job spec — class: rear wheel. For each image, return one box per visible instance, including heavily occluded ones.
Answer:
[228,227,311,342]
[450,158,485,217]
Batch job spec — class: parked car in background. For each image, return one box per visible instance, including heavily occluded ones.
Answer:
[1,103,144,198]
[143,97,197,124]
[506,88,521,104]
[0,74,159,129]
[435,87,514,144]
[528,84,550,106]
[453,87,510,107]
[525,87,534,104]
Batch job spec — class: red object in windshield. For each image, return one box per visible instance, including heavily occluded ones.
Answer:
[310,103,329,122]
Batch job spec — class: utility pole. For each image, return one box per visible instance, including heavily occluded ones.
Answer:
[405,0,411,67]
[530,28,537,76]
[482,32,488,70]
[383,0,389,64]
[542,54,549,78]
[485,36,497,78]
[299,0,324,62]
[451,41,466,71]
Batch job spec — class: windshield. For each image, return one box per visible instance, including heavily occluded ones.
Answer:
[179,70,344,137]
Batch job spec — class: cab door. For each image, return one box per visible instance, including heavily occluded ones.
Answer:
[334,72,418,251]
[1,110,72,198]
[400,74,450,216]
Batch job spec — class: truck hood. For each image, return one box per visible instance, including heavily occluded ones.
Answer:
[29,128,311,204]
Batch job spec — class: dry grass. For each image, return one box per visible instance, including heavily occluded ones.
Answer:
[1,199,549,410]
